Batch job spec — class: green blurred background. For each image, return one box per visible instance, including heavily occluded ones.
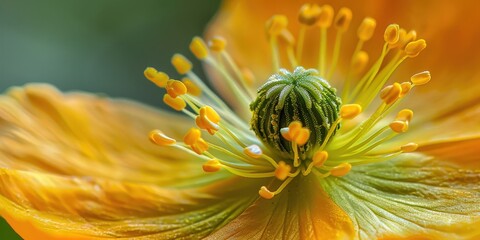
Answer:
[0,0,221,238]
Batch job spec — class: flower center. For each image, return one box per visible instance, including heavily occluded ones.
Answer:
[144,3,431,200]
[250,67,341,162]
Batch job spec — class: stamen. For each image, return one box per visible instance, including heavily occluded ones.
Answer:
[297,3,321,63]
[184,128,209,154]
[411,71,431,85]
[259,186,275,199]
[189,37,209,60]
[182,78,201,96]
[328,7,352,79]
[266,15,288,71]
[202,159,222,172]
[380,82,402,105]
[357,17,376,42]
[166,80,187,98]
[163,94,187,111]
[405,39,427,58]
[302,150,328,176]
[171,54,193,75]
[144,67,169,88]
[329,162,352,177]
[195,106,221,135]
[149,130,176,146]
[340,104,362,119]
[352,51,369,74]
[399,82,412,97]
[208,36,227,52]
[317,5,334,76]
[244,144,262,158]
[384,24,400,45]
[275,161,291,180]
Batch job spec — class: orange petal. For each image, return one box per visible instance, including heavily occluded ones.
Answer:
[0,84,204,185]
[0,168,260,239]
[417,136,480,169]
[206,177,355,239]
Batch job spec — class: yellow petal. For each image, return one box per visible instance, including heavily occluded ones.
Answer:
[0,84,205,186]
[206,177,355,239]
[322,154,480,239]
[0,168,260,239]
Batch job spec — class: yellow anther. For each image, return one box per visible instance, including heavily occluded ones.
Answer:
[190,37,209,60]
[202,159,222,172]
[182,78,201,96]
[295,128,310,146]
[401,142,418,152]
[280,121,302,141]
[389,121,408,133]
[357,17,376,41]
[405,39,427,58]
[334,7,352,32]
[275,161,291,180]
[244,144,263,159]
[184,128,209,154]
[352,51,369,74]
[196,106,221,135]
[144,67,158,81]
[191,138,209,155]
[312,150,328,167]
[396,109,414,122]
[330,163,352,177]
[317,5,334,28]
[259,186,275,199]
[144,67,169,88]
[340,104,362,119]
[241,68,255,86]
[384,24,400,45]
[388,28,406,49]
[163,94,186,111]
[149,129,176,146]
[399,82,412,97]
[298,3,321,25]
[200,106,221,123]
[184,128,202,145]
[404,30,417,46]
[171,54,192,75]
[208,36,227,52]
[411,71,431,85]
[280,121,310,145]
[380,82,402,105]
[266,15,288,37]
[166,80,187,98]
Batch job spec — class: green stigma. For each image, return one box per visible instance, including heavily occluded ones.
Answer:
[250,67,342,159]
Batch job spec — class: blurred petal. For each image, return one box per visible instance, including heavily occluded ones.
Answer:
[0,84,210,186]
[207,177,355,239]
[0,168,259,239]
[321,155,480,239]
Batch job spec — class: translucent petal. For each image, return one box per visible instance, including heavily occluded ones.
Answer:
[0,168,259,239]
[207,177,355,239]
[321,155,480,239]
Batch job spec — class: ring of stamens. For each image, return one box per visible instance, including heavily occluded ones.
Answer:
[145,3,430,200]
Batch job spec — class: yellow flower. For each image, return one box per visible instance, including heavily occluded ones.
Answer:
[1,0,480,239]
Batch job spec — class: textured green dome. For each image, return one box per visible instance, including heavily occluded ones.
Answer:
[250,67,341,159]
